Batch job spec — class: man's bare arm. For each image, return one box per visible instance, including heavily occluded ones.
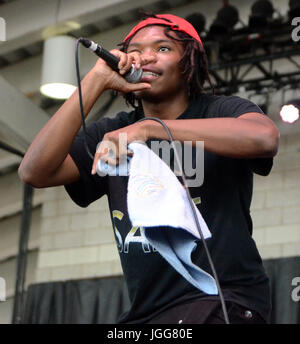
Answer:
[147,112,280,158]
[18,51,151,188]
[18,69,106,187]
[91,112,279,173]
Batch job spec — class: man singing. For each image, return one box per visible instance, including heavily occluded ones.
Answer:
[19,13,279,324]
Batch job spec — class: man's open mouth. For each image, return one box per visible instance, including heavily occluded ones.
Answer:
[142,71,160,77]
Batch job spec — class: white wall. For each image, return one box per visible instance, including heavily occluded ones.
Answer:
[252,133,300,258]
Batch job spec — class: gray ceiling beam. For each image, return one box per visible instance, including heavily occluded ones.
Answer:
[0,75,49,151]
[0,0,160,56]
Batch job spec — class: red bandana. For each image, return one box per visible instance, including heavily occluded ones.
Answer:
[123,14,203,48]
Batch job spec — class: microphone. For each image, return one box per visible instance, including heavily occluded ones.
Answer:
[79,37,143,83]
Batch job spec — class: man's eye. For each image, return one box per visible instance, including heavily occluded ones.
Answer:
[159,46,170,52]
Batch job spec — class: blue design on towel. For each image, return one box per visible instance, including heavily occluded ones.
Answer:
[144,227,218,295]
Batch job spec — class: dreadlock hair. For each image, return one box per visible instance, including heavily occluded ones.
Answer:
[118,13,214,109]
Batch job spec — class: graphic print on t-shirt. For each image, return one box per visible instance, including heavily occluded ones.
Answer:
[111,196,202,255]
[112,209,157,254]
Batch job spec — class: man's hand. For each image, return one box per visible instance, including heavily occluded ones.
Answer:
[91,120,149,175]
[92,49,151,94]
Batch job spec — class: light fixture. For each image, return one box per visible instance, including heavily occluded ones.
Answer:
[41,21,81,40]
[280,99,300,124]
[208,1,239,38]
[249,0,274,29]
[40,35,77,100]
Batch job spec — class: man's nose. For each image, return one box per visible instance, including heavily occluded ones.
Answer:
[141,49,157,64]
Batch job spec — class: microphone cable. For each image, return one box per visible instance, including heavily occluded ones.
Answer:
[75,38,230,324]
[75,38,94,160]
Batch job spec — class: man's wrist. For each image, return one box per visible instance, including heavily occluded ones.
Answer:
[88,66,112,91]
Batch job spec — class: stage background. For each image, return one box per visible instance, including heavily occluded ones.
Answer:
[0,0,299,324]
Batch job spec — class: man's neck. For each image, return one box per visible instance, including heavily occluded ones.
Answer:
[141,93,189,120]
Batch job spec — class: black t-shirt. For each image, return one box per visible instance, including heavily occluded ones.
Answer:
[65,94,273,323]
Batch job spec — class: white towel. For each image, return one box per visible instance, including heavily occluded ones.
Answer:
[97,141,218,295]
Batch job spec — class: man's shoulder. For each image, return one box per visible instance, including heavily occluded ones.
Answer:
[192,93,245,109]
[187,94,241,118]
[202,94,248,106]
[199,93,264,118]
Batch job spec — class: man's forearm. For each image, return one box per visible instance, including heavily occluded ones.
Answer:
[146,115,279,159]
[19,68,106,183]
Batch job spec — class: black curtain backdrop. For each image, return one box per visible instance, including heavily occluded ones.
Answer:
[23,256,300,324]
[23,276,131,324]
